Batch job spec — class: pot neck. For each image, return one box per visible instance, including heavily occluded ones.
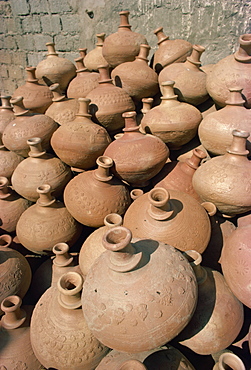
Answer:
[25,66,39,84]
[147,188,175,221]
[0,177,13,199]
[225,87,246,106]
[96,32,105,46]
[183,250,208,284]
[226,129,249,157]
[75,98,92,118]
[53,243,74,267]
[118,11,132,32]
[50,83,67,102]
[1,296,26,330]
[93,156,114,182]
[74,56,89,73]
[234,34,251,62]
[57,272,83,309]
[0,95,13,110]
[154,27,170,46]
[36,184,56,207]
[28,137,46,157]
[160,81,180,106]
[46,42,58,57]
[185,44,205,69]
[10,96,30,116]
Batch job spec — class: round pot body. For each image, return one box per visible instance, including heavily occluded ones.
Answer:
[0,102,15,138]
[67,71,100,99]
[45,97,79,126]
[0,145,23,181]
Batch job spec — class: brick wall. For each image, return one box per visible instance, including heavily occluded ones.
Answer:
[1,0,250,95]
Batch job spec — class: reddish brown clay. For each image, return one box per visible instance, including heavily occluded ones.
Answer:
[51,98,111,171]
[81,226,197,352]
[11,137,72,202]
[0,138,23,181]
[206,34,251,108]
[104,111,169,187]
[102,11,148,68]
[64,156,131,227]
[16,184,83,254]
[84,33,109,71]
[0,96,15,138]
[30,271,109,369]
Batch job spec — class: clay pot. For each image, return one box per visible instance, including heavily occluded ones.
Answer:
[102,11,148,68]
[0,95,15,138]
[0,295,43,369]
[67,52,100,98]
[2,96,58,157]
[96,345,195,370]
[152,27,193,73]
[158,45,209,106]
[64,156,131,227]
[86,65,135,134]
[213,352,246,370]
[123,187,212,253]
[30,271,109,369]
[79,213,123,276]
[198,87,251,156]
[51,98,111,171]
[104,111,169,187]
[177,250,244,355]
[0,138,23,181]
[192,129,251,217]
[220,213,251,308]
[45,82,79,125]
[35,42,76,93]
[84,33,109,71]
[206,34,251,108]
[111,44,159,103]
[0,235,32,314]
[16,184,83,254]
[82,226,197,352]
[12,66,53,113]
[0,177,31,234]
[141,81,202,149]
[152,148,207,202]
[11,137,72,202]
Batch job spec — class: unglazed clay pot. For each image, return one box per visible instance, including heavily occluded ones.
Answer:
[12,66,53,113]
[16,184,83,254]
[0,295,44,369]
[123,187,211,253]
[0,235,32,314]
[0,177,31,234]
[104,111,169,187]
[220,213,251,308]
[102,11,148,68]
[0,138,23,181]
[84,33,109,71]
[2,96,58,157]
[35,42,76,93]
[79,213,123,276]
[152,27,193,73]
[198,87,251,156]
[51,98,111,171]
[111,44,159,103]
[67,53,100,98]
[152,148,207,202]
[0,95,15,138]
[45,82,79,125]
[192,130,251,217]
[141,81,202,149]
[64,156,131,227]
[11,137,72,202]
[86,65,135,134]
[213,352,246,370]
[82,226,197,352]
[158,45,209,106]
[206,34,251,108]
[30,271,109,369]
[177,250,244,355]
[96,345,195,370]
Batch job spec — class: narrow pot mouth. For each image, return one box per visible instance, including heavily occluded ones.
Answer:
[58,271,83,295]
[148,188,169,207]
[218,352,246,370]
[0,234,12,248]
[103,226,132,252]
[239,34,251,45]
[104,213,123,227]
[96,155,113,168]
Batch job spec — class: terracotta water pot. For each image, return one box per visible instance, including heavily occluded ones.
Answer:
[123,187,212,253]
[84,33,109,71]
[0,295,44,369]
[16,184,83,254]
[198,87,251,156]
[2,96,58,157]
[192,129,251,217]
[111,44,159,103]
[206,34,251,108]
[35,42,76,93]
[102,11,148,68]
[177,250,244,355]
[0,234,32,314]
[0,176,31,234]
[12,66,53,113]
[81,226,197,352]
[158,45,209,106]
[104,111,169,187]
[51,97,111,171]
[0,95,15,138]
[152,27,193,73]
[0,138,23,181]
[140,81,202,149]
[213,352,246,370]
[30,271,109,369]
[11,137,72,202]
[67,52,100,98]
[64,156,131,227]
[86,64,135,134]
